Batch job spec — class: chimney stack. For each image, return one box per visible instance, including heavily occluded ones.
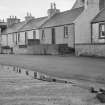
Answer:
[7,16,20,27]
[25,12,35,22]
[47,2,60,18]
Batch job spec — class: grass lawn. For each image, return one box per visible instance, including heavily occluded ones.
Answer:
[0,54,105,83]
[0,64,100,105]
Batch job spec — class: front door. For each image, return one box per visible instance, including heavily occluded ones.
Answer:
[52,28,56,44]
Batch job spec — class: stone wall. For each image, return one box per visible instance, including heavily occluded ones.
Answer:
[75,44,105,57]
[14,44,73,55]
[27,44,59,55]
[14,46,27,54]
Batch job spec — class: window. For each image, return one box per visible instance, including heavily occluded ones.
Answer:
[42,30,45,40]
[64,26,68,38]
[12,33,14,43]
[16,33,18,45]
[25,32,27,44]
[33,30,36,39]
[99,23,105,39]
[18,33,20,42]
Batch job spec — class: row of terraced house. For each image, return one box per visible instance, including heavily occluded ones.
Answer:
[0,0,105,56]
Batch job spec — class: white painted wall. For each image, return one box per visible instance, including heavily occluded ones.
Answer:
[74,0,100,44]
[55,26,68,44]
[40,28,52,44]
[26,30,40,39]
[19,32,26,45]
[27,30,33,39]
[68,24,75,48]
[1,35,7,46]
[36,30,40,39]
[8,33,14,47]
[40,24,75,48]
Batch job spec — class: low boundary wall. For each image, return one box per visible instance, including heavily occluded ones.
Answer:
[14,44,74,55]
[75,43,105,57]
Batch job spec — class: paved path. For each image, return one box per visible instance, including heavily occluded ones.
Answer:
[0,64,98,105]
[0,55,105,82]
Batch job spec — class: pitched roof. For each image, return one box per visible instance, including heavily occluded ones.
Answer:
[41,7,84,28]
[2,21,25,35]
[19,16,48,32]
[92,8,105,23]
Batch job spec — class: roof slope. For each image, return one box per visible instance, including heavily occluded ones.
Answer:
[2,21,25,35]
[19,17,48,32]
[41,7,84,28]
[92,8,105,23]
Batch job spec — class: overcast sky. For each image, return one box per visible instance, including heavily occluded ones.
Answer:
[0,0,76,21]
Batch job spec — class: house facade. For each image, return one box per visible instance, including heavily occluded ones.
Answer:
[1,0,105,56]
[1,17,25,51]
[89,8,105,57]
[1,14,48,54]
[39,3,84,49]
[13,16,48,54]
[18,16,47,45]
[74,0,105,56]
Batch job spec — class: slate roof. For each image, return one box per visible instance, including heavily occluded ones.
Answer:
[92,8,105,23]
[41,7,84,28]
[1,16,47,34]
[2,21,25,35]
[19,16,48,32]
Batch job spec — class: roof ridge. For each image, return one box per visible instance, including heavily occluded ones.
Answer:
[59,6,84,14]
[40,7,84,28]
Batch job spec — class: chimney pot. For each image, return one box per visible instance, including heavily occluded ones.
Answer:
[51,3,53,9]
[54,2,56,9]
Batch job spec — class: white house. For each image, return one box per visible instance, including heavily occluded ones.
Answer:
[75,0,105,57]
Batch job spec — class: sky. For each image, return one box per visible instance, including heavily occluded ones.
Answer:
[0,0,76,21]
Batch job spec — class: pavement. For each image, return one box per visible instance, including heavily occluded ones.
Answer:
[0,54,105,83]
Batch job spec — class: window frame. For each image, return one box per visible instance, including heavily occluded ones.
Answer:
[18,33,20,42]
[99,23,105,39]
[25,31,27,44]
[42,30,45,40]
[64,25,69,38]
[33,30,36,39]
